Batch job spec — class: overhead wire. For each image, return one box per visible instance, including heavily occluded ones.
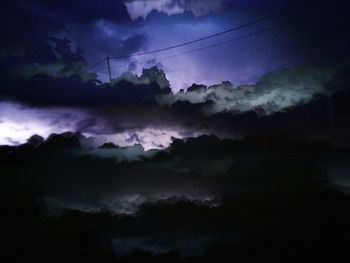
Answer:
[85,12,282,71]
[94,23,286,74]
[109,13,281,59]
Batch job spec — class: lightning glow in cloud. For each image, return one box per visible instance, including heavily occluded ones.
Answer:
[0,102,204,150]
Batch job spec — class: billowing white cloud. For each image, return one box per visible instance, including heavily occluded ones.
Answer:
[157,64,341,116]
[82,127,187,150]
[124,0,224,20]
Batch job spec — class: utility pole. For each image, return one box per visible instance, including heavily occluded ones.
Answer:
[106,56,112,84]
[328,94,336,144]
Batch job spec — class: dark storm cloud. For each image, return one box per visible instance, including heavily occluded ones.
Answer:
[0,1,148,85]
[281,0,350,59]
[0,131,337,215]
[3,129,350,261]
[2,124,350,260]
[0,66,170,107]
[264,0,350,61]
[58,20,147,66]
[0,134,232,214]
[0,0,130,50]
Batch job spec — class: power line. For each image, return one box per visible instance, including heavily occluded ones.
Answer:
[140,24,286,62]
[98,24,283,73]
[108,12,281,60]
[85,57,106,71]
[95,23,285,74]
[86,12,283,80]
[87,62,108,72]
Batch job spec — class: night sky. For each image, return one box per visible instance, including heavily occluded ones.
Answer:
[1,1,350,262]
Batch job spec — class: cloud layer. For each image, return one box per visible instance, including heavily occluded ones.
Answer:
[157,62,349,115]
[124,0,225,20]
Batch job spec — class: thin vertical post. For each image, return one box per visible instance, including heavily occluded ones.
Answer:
[106,57,112,84]
[329,95,335,143]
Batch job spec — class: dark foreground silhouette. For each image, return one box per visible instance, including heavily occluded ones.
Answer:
[1,133,350,263]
